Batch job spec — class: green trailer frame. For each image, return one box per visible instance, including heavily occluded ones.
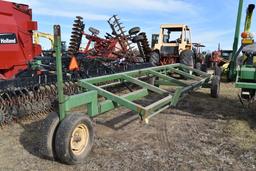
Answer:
[44,25,219,165]
[61,63,212,122]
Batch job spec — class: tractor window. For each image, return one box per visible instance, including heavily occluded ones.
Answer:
[151,34,159,48]
[162,28,182,43]
[221,51,232,60]
[186,29,191,43]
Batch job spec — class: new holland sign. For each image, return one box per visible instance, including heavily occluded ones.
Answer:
[0,33,17,44]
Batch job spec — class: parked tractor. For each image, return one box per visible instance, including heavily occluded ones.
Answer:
[151,24,193,65]
[192,43,208,72]
[151,24,210,73]
[233,3,256,104]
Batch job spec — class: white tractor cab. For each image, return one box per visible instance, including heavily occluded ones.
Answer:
[152,24,195,67]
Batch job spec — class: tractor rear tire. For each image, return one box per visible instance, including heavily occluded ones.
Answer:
[201,63,208,72]
[210,75,220,98]
[180,49,194,67]
[40,112,60,160]
[134,57,145,63]
[214,66,221,77]
[129,27,141,35]
[54,113,94,165]
[195,62,201,70]
[149,51,160,66]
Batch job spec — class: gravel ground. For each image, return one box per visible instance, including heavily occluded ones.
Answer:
[0,82,256,171]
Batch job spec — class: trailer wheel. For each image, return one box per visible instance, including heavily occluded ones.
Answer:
[40,112,59,160]
[55,113,94,165]
[211,75,220,98]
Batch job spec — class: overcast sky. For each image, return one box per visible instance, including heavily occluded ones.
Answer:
[12,0,256,51]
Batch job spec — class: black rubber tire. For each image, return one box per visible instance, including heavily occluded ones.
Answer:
[195,62,201,70]
[55,113,94,165]
[211,75,220,98]
[132,34,145,43]
[149,51,160,66]
[226,64,234,82]
[214,66,221,77]
[201,63,208,72]
[40,112,60,160]
[180,49,194,67]
[128,27,141,35]
[134,57,145,63]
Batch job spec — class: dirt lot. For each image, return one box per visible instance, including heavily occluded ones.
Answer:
[0,82,256,171]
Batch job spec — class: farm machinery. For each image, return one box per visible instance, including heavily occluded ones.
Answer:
[0,1,154,125]
[69,15,157,64]
[0,0,41,80]
[33,31,54,49]
[205,44,232,75]
[0,0,222,165]
[152,24,193,65]
[151,24,208,72]
[40,25,220,164]
[214,50,233,73]
[226,0,256,103]
[233,3,256,103]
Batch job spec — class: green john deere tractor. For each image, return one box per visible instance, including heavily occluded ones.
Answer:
[229,1,256,103]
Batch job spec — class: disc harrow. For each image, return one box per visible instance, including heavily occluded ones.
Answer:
[0,82,80,126]
[108,15,136,60]
[0,59,152,126]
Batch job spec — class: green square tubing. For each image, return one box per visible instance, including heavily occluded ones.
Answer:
[99,88,149,114]
[166,66,202,80]
[79,81,148,116]
[147,70,189,86]
[64,91,99,116]
[120,74,168,94]
[54,25,65,120]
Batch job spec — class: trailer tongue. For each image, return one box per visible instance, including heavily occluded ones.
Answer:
[41,25,220,164]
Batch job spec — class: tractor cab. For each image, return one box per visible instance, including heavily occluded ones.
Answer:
[152,24,192,65]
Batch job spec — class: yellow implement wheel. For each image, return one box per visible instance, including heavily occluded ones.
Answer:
[55,113,94,165]
[70,123,89,156]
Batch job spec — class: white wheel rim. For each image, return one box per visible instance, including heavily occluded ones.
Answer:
[70,123,89,155]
